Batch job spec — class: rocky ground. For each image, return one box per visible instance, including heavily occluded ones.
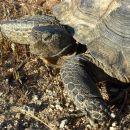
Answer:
[0,0,130,130]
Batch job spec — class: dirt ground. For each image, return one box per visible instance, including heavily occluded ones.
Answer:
[0,0,130,130]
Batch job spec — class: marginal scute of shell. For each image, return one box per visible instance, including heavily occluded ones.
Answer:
[53,0,120,44]
[84,2,130,83]
[53,0,119,28]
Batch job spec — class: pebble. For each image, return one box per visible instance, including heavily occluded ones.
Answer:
[9,96,14,104]
[55,104,63,111]
[109,126,120,130]
[111,113,116,118]
[32,95,38,101]
[112,122,117,127]
[11,43,16,52]
[110,122,120,130]
[59,119,67,129]
[0,92,3,96]
[86,124,92,130]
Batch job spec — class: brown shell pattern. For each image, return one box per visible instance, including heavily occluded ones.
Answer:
[53,0,130,83]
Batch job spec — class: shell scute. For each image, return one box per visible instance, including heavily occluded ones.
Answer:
[54,0,130,82]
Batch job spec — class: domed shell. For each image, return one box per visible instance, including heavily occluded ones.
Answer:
[53,0,130,83]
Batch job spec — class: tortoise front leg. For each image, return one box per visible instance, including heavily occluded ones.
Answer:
[60,55,110,129]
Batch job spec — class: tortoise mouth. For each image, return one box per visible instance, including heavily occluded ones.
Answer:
[39,43,77,68]
[50,43,77,58]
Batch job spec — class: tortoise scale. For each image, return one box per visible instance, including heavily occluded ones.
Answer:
[0,0,130,129]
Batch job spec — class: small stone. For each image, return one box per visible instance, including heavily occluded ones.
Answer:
[110,121,121,130]
[32,95,38,102]
[55,104,63,111]
[110,126,120,130]
[111,113,116,118]
[112,122,117,127]
[50,104,55,108]
[48,108,53,112]
[68,105,75,112]
[59,119,67,129]
[5,78,9,85]
[0,92,3,96]
[9,96,14,104]
[65,102,70,107]
[86,124,92,130]
[37,100,42,105]
[8,68,14,72]
[11,43,16,52]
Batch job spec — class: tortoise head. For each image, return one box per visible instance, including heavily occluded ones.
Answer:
[30,25,76,66]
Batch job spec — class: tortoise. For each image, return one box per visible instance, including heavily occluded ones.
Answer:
[0,0,130,129]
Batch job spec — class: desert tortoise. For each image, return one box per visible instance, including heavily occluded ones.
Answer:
[0,0,130,129]
[52,0,130,127]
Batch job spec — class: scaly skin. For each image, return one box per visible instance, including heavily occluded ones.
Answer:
[60,54,110,129]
